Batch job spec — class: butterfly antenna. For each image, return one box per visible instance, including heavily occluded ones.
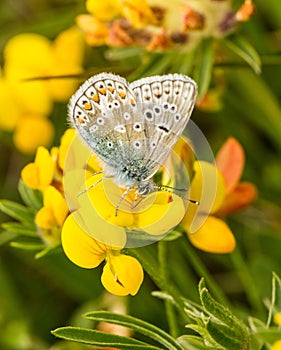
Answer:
[155,184,200,206]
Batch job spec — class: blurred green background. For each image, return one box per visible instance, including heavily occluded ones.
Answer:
[0,1,281,349]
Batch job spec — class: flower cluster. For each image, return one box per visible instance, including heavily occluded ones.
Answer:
[0,28,84,153]
[20,128,256,296]
[76,0,255,51]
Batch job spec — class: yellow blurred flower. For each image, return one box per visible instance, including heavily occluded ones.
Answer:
[180,137,256,254]
[21,146,56,191]
[274,311,281,326]
[61,213,143,295]
[76,0,254,50]
[13,116,54,155]
[272,340,281,350]
[36,185,69,245]
[0,28,84,153]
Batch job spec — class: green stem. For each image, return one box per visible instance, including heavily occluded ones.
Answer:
[129,246,188,321]
[230,247,265,318]
[158,241,179,338]
[182,238,230,307]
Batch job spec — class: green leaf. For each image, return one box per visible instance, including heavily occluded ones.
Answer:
[177,335,219,350]
[35,244,62,259]
[1,222,37,237]
[206,321,245,350]
[254,328,281,344]
[0,200,35,223]
[225,35,262,74]
[198,279,249,349]
[52,327,161,349]
[0,231,19,246]
[227,70,281,150]
[18,179,43,211]
[162,230,182,241]
[85,311,182,350]
[193,39,215,100]
[10,242,45,251]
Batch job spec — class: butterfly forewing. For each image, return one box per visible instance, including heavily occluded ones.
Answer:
[129,74,197,172]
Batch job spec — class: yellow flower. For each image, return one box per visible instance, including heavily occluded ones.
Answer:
[76,0,251,51]
[181,137,256,254]
[21,146,56,191]
[274,312,281,326]
[76,15,109,46]
[86,0,121,21]
[13,116,54,154]
[0,29,84,153]
[181,160,235,253]
[36,186,69,245]
[47,27,85,102]
[75,174,185,237]
[61,213,143,295]
[272,340,281,350]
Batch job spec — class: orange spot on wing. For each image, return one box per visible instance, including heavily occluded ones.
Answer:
[77,117,84,124]
[130,98,136,106]
[108,87,115,93]
[92,93,100,103]
[83,103,92,110]
[118,91,127,99]
[98,88,106,95]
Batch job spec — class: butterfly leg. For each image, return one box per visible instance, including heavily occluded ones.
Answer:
[77,174,113,197]
[115,186,133,217]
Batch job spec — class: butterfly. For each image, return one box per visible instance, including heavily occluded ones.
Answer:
[68,72,198,211]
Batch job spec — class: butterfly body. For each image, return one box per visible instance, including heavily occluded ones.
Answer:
[68,73,197,195]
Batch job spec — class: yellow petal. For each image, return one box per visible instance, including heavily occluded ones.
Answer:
[13,117,54,154]
[187,216,236,254]
[0,79,21,131]
[4,33,52,75]
[35,146,56,188]
[58,129,77,170]
[86,0,121,21]
[182,161,226,233]
[76,15,109,46]
[272,340,281,350]
[43,186,68,227]
[35,206,57,229]
[101,254,143,296]
[134,192,185,235]
[21,163,40,189]
[77,203,128,248]
[274,312,281,326]
[119,0,155,28]
[61,213,107,268]
[82,175,135,228]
